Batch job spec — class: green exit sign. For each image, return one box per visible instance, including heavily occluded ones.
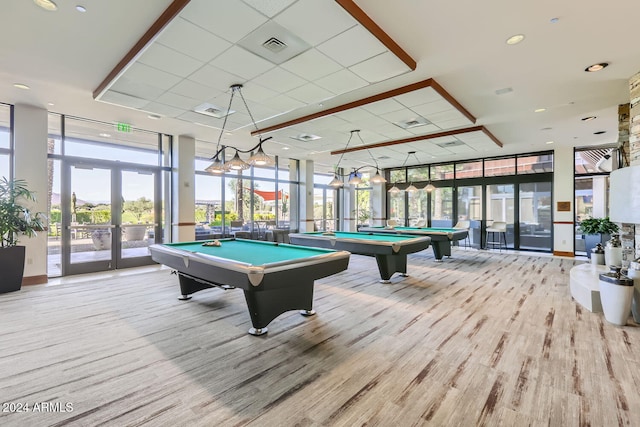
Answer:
[116,122,131,132]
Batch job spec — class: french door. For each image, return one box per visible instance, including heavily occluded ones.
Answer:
[61,161,161,275]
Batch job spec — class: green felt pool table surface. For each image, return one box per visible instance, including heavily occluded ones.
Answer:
[162,239,339,265]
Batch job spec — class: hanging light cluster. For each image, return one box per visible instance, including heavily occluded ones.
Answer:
[205,84,275,174]
[328,130,387,188]
[388,151,436,194]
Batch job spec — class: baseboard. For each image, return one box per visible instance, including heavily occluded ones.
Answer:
[553,251,575,258]
[22,275,48,286]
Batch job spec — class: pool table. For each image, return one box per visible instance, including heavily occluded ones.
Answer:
[149,239,350,335]
[288,231,431,283]
[357,226,468,261]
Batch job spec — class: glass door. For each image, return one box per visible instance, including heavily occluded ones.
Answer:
[457,185,482,248]
[430,186,453,227]
[119,169,160,268]
[519,182,552,251]
[62,163,160,275]
[486,184,515,249]
[63,164,115,275]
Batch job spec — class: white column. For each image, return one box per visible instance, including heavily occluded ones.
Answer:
[298,160,315,232]
[371,181,386,227]
[13,104,48,283]
[344,186,356,232]
[552,146,575,255]
[171,135,195,242]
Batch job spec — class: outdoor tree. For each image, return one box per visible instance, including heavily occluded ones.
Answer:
[123,197,153,222]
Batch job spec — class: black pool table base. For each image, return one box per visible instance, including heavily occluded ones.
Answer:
[176,272,317,335]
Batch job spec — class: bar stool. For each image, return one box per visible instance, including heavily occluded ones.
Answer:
[485,221,507,251]
[453,220,471,248]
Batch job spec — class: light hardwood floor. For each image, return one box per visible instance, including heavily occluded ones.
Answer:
[1,249,639,426]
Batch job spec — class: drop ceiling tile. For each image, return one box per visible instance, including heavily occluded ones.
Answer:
[180,111,223,127]
[109,79,165,101]
[156,92,201,110]
[240,82,279,103]
[241,0,296,17]
[189,65,244,92]
[119,62,183,91]
[315,69,368,94]
[171,79,223,100]
[266,94,306,111]
[142,102,185,118]
[287,83,334,104]
[252,67,307,92]
[210,46,276,80]
[377,128,414,140]
[137,44,205,78]
[349,51,411,83]
[180,0,268,43]
[362,98,405,116]
[382,109,424,123]
[406,124,441,134]
[426,109,468,124]
[431,117,473,129]
[395,87,441,108]
[333,108,378,123]
[156,17,232,63]
[274,0,356,45]
[280,48,342,81]
[239,103,281,122]
[318,25,387,68]
[100,90,150,109]
[411,99,453,117]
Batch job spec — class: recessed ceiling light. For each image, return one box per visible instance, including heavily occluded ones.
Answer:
[99,133,111,138]
[534,108,546,113]
[550,17,559,24]
[47,102,54,106]
[585,62,609,72]
[13,83,30,90]
[282,147,290,150]
[581,116,597,121]
[546,141,554,144]
[75,5,86,12]
[594,131,606,135]
[147,114,161,120]
[541,127,553,131]
[506,34,525,45]
[33,0,57,11]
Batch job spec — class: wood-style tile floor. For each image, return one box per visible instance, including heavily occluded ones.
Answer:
[1,249,638,426]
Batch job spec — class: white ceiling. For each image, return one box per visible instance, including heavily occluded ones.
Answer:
[1,0,637,175]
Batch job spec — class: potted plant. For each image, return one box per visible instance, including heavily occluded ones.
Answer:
[579,217,619,258]
[0,177,45,293]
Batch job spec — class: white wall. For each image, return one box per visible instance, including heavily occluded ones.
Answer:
[553,146,575,254]
[13,104,48,280]
[171,135,195,242]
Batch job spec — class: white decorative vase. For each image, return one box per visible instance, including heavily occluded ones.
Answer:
[599,268,634,326]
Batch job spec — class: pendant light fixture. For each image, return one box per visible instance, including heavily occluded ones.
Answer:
[205,84,274,174]
[389,151,418,193]
[330,130,387,188]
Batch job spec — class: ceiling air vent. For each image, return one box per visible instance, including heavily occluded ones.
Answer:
[262,37,287,53]
[194,103,234,119]
[436,140,464,148]
[290,133,321,142]
[393,117,431,129]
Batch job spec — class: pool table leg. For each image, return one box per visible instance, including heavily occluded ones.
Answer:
[431,241,452,261]
[374,254,407,283]
[177,273,215,299]
[243,280,315,335]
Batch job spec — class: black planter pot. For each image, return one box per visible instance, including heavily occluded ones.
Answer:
[0,245,26,293]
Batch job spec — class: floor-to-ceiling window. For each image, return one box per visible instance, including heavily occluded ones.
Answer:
[385,151,553,252]
[314,172,337,231]
[574,146,616,255]
[47,114,170,277]
[0,104,12,181]
[195,141,299,238]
